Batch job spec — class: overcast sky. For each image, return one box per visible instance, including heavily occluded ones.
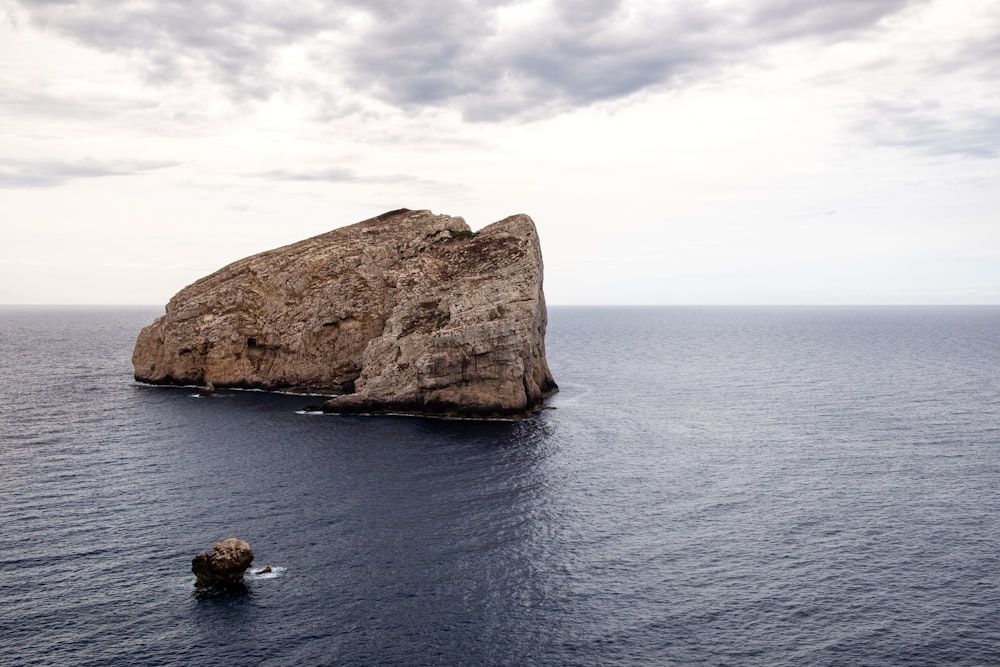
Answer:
[2,0,998,305]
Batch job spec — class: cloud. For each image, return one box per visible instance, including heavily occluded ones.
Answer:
[12,0,926,122]
[250,166,454,189]
[340,0,920,120]
[0,87,159,122]
[11,1,997,156]
[849,17,1000,159]
[0,158,175,188]
[255,167,358,183]
[862,99,1000,158]
[749,0,913,40]
[13,0,344,98]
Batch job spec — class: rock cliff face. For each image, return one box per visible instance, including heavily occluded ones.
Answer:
[132,209,557,418]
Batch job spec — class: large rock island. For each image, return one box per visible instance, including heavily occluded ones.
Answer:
[132,209,557,418]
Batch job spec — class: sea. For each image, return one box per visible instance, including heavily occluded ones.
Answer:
[1,305,998,666]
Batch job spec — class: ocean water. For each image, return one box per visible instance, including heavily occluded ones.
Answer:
[1,305,999,666]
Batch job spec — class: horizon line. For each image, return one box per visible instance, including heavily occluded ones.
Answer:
[3,303,1000,309]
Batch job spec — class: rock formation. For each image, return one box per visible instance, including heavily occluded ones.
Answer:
[133,209,557,418]
[192,538,254,588]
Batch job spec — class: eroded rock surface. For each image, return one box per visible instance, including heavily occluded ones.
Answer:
[133,209,557,418]
[192,538,254,588]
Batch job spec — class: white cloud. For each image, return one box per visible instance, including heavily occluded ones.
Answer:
[0,158,175,188]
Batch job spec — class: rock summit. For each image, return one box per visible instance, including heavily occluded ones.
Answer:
[133,209,557,418]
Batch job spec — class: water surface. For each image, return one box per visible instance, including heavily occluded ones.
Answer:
[1,305,998,665]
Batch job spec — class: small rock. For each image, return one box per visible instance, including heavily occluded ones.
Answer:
[192,537,253,588]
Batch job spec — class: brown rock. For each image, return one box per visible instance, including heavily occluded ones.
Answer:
[191,537,254,588]
[133,209,557,418]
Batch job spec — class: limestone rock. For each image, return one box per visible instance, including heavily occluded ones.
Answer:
[192,538,254,588]
[132,209,557,418]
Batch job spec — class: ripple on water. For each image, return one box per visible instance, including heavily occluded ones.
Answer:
[1,306,999,665]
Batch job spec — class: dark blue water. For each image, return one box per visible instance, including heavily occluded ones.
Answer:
[1,306,999,666]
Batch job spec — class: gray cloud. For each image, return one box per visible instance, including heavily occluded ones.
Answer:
[0,87,160,122]
[337,0,923,120]
[852,22,1000,159]
[13,0,927,121]
[861,99,1000,159]
[17,0,996,158]
[0,158,174,188]
[255,167,358,183]
[749,0,913,40]
[18,0,344,98]
[252,166,453,189]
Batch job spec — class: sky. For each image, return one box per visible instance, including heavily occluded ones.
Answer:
[1,0,998,305]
